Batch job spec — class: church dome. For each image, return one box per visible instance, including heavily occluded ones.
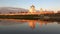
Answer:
[30,5,35,8]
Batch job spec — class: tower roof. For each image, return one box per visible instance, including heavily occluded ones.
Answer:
[31,5,35,8]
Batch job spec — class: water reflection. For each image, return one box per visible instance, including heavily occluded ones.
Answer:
[0,19,60,34]
[0,19,60,29]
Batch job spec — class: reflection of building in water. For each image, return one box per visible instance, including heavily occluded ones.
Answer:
[38,21,48,27]
[28,20,48,29]
[39,21,44,27]
[28,20,36,29]
[44,22,48,25]
[29,5,36,13]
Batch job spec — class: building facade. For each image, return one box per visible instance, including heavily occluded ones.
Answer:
[29,5,36,13]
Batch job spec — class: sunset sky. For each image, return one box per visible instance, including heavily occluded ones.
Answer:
[0,0,60,11]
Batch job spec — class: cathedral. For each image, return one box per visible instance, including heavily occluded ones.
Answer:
[29,5,36,13]
[29,5,44,13]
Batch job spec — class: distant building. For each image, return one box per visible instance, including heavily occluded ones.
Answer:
[57,10,60,13]
[40,8,43,12]
[29,5,36,13]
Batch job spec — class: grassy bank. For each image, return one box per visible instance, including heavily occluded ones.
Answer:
[0,15,44,19]
[0,13,60,20]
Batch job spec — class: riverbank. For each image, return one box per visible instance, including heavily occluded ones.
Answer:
[0,13,60,20]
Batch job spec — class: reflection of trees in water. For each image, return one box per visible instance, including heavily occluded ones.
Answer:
[0,19,60,29]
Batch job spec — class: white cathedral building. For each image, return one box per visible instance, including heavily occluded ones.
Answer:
[29,5,44,13]
[29,5,36,13]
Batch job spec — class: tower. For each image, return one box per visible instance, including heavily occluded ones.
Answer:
[29,5,36,13]
[40,8,43,12]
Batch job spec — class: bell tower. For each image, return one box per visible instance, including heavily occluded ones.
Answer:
[29,5,36,13]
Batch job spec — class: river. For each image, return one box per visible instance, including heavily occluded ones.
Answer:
[0,19,60,34]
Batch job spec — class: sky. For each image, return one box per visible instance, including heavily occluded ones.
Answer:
[0,0,60,11]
